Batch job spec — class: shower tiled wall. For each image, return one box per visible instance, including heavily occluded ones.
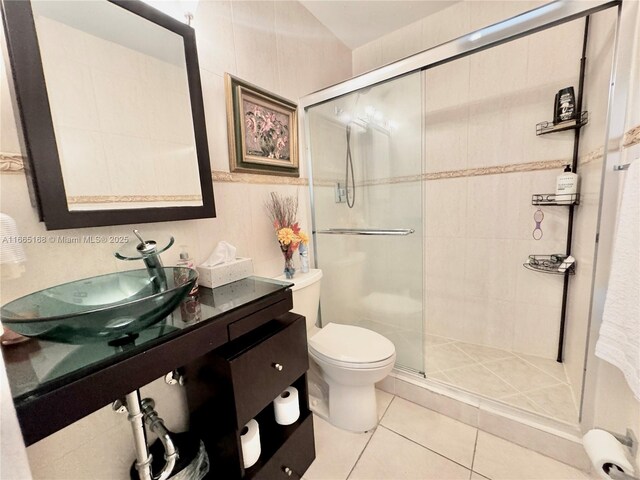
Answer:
[353,1,616,406]
[423,21,585,361]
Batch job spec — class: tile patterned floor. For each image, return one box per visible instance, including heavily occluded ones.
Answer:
[423,335,579,423]
[303,391,593,480]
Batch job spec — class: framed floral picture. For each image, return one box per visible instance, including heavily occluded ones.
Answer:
[224,73,299,177]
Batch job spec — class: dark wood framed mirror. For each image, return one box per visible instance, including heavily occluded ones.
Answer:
[1,0,215,230]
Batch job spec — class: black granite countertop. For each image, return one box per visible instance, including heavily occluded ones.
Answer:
[1,276,293,445]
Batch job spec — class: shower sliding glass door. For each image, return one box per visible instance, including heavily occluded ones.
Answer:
[306,72,424,373]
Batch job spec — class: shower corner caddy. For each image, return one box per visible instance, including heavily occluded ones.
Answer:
[523,254,576,275]
[531,193,580,206]
[536,111,588,135]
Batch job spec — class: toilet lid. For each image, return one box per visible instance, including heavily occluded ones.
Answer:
[308,323,396,364]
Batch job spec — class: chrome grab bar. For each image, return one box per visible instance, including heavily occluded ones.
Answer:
[315,228,415,236]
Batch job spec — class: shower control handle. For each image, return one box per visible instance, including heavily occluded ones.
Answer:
[273,363,284,371]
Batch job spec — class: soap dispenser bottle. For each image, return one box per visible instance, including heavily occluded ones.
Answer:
[176,246,198,296]
[556,165,579,202]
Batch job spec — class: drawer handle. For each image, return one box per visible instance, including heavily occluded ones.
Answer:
[273,363,284,371]
[282,466,293,476]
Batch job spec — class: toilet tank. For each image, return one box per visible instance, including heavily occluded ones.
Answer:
[275,269,322,332]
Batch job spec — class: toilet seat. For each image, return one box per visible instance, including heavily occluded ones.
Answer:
[308,323,395,369]
[309,348,395,370]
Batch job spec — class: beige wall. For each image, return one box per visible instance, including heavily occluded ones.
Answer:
[0,1,350,478]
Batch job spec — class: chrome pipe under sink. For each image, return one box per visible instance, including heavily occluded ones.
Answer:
[124,393,178,480]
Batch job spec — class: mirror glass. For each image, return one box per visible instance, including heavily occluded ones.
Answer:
[31,0,203,211]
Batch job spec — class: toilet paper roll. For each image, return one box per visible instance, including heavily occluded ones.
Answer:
[240,419,261,469]
[273,386,300,426]
[583,429,635,479]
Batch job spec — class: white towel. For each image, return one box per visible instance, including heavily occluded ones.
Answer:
[596,160,640,400]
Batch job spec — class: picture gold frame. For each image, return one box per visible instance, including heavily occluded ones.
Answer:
[224,73,299,177]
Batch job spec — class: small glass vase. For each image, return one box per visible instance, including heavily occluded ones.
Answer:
[283,256,295,279]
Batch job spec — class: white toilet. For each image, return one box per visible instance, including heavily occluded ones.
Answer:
[275,269,396,432]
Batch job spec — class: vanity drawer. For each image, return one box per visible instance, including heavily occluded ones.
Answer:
[229,315,308,428]
[250,412,315,480]
[227,290,293,340]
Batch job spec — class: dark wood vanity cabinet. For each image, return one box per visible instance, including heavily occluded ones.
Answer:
[5,278,316,478]
[184,313,315,479]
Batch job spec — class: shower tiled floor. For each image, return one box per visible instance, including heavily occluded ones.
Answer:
[303,390,593,480]
[424,335,579,424]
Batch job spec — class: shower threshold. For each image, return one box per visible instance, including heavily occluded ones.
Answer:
[400,336,580,425]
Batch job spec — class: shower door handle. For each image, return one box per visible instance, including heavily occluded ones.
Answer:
[315,228,415,236]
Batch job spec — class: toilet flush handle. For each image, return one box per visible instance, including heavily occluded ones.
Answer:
[273,363,283,371]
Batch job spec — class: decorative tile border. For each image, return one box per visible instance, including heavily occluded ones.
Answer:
[212,170,308,186]
[2,122,637,186]
[0,154,310,186]
[315,151,605,187]
[578,146,604,166]
[0,153,24,173]
[622,124,640,148]
[314,159,568,187]
[423,159,566,181]
[67,194,202,205]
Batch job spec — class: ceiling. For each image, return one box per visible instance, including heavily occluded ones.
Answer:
[300,0,457,49]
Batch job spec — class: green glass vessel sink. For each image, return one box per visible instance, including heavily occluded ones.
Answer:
[0,267,197,344]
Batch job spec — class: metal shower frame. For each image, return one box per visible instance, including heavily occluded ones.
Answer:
[299,0,635,426]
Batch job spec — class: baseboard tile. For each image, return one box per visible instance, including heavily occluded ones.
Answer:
[385,371,591,472]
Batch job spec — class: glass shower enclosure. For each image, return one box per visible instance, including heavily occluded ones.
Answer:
[306,72,424,373]
[302,0,624,427]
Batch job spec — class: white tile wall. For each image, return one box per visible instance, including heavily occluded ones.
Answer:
[352,39,383,76]
[421,1,471,50]
[380,21,422,66]
[232,1,279,93]
[0,2,351,478]
[193,1,237,77]
[353,3,611,407]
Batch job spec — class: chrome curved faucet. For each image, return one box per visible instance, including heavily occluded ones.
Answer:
[115,230,174,292]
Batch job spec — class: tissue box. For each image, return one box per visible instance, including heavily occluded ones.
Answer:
[196,257,253,288]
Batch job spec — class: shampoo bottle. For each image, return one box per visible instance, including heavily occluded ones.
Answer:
[556,165,579,202]
[555,86,576,122]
